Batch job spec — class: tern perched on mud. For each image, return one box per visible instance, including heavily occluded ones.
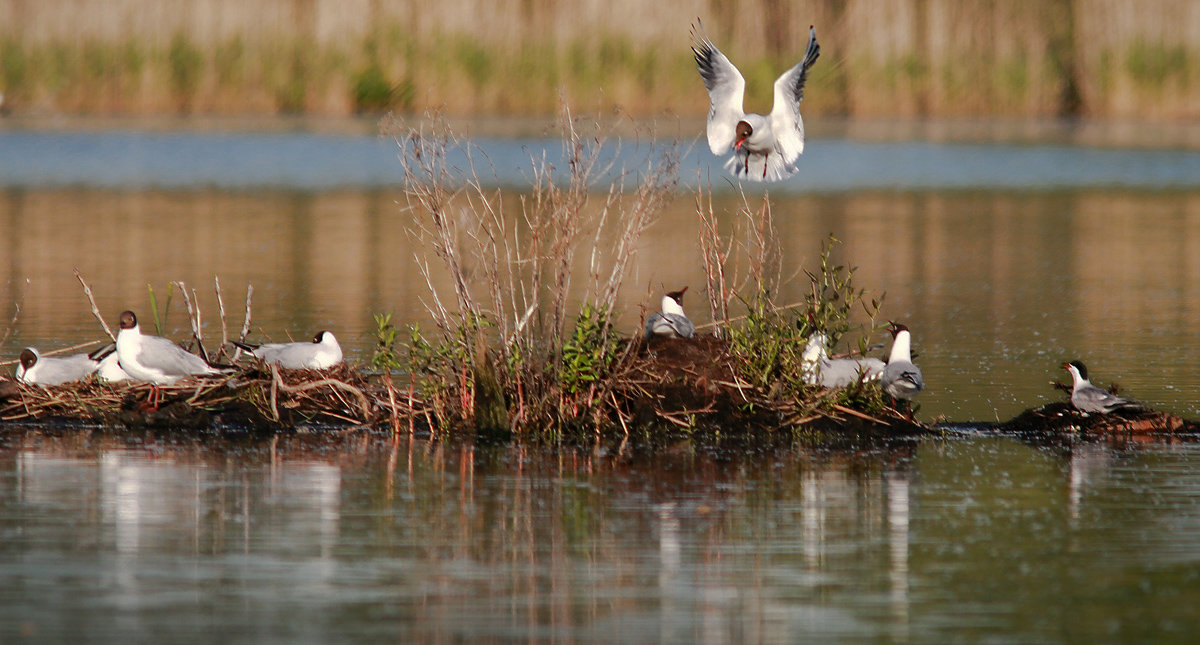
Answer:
[1062,360,1139,414]
[691,20,820,182]
[645,288,696,339]
[882,322,923,403]
[233,331,343,370]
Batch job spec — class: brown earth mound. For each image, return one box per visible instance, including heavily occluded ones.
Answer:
[612,334,930,439]
[995,401,1200,443]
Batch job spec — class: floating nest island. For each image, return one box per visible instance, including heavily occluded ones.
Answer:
[3,118,1195,446]
[5,331,1192,447]
[0,363,380,433]
[617,335,929,442]
[0,332,930,442]
[992,401,1200,444]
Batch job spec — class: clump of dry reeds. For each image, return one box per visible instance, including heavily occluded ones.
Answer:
[387,101,680,435]
[375,107,916,440]
[690,183,896,429]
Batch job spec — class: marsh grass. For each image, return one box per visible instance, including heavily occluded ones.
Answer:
[385,101,680,434]
[695,190,891,421]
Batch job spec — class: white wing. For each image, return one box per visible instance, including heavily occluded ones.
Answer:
[645,313,696,339]
[255,343,319,369]
[692,20,746,155]
[769,25,820,166]
[138,335,216,377]
[254,341,341,369]
[25,354,99,386]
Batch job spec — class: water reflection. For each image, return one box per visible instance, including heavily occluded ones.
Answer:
[3,432,1200,641]
[886,470,911,640]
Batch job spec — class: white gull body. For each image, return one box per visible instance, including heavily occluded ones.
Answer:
[234,331,343,370]
[88,344,130,383]
[115,310,223,385]
[801,332,886,388]
[692,21,820,182]
[15,347,99,386]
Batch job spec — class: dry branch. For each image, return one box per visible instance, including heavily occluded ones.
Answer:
[75,269,115,341]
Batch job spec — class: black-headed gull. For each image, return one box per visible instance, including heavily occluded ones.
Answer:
[691,20,820,182]
[801,332,886,388]
[15,347,100,386]
[882,322,923,402]
[233,331,343,370]
[645,287,696,339]
[115,310,225,386]
[1062,360,1138,414]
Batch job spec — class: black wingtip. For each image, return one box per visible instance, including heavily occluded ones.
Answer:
[231,340,258,352]
[88,342,117,361]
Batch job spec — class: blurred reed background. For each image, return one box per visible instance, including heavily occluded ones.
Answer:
[0,0,1197,121]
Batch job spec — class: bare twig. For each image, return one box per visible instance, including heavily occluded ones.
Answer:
[215,276,229,353]
[270,363,373,421]
[240,284,253,342]
[0,302,19,348]
[75,268,115,341]
[694,299,808,330]
[233,283,254,362]
[831,403,890,425]
[384,371,402,435]
[173,282,208,361]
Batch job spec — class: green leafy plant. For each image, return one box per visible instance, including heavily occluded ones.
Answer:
[728,290,806,390]
[146,283,174,336]
[371,312,402,370]
[797,234,884,355]
[560,303,619,395]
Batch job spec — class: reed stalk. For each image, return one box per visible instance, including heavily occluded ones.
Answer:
[391,100,680,434]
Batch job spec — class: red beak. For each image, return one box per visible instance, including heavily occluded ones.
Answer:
[734,138,746,151]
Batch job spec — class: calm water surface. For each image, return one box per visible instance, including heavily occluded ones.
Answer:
[2,125,1200,641]
[1,433,1199,642]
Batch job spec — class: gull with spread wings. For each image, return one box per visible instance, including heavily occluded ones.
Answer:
[691,20,820,182]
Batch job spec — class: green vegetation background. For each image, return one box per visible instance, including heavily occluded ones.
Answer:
[1,0,1196,120]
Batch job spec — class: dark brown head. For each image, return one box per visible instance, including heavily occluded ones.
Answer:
[19,348,38,371]
[734,121,752,150]
[1063,360,1088,380]
[888,321,909,337]
[119,310,138,330]
[666,286,688,305]
[312,331,330,344]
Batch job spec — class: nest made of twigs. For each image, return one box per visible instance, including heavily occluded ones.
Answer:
[0,361,428,432]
